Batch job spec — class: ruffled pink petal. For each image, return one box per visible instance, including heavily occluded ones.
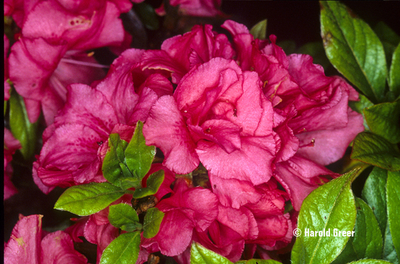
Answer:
[143,95,199,174]
[210,176,261,209]
[169,0,222,17]
[274,155,337,211]
[4,215,42,264]
[40,231,88,263]
[296,109,364,165]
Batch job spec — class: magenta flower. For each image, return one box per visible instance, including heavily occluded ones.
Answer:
[4,214,88,263]
[143,57,278,186]
[142,178,219,257]
[4,128,20,200]
[33,49,172,193]
[8,0,133,124]
[4,34,11,100]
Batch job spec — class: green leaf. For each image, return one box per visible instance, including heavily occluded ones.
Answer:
[250,19,267,40]
[100,231,141,264]
[133,170,165,199]
[54,182,125,216]
[235,260,282,264]
[364,101,400,144]
[277,41,296,55]
[383,225,398,263]
[125,121,155,180]
[351,132,400,171]
[389,44,400,97]
[320,1,387,103]
[143,207,164,239]
[134,2,159,30]
[349,94,374,130]
[9,89,38,160]
[102,134,129,185]
[387,171,400,258]
[191,243,233,264]
[331,236,357,264]
[361,167,388,237]
[352,198,383,259]
[291,167,364,264]
[348,260,392,264]
[108,203,142,232]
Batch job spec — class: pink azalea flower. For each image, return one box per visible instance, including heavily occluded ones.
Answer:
[143,58,278,186]
[4,214,88,263]
[4,34,11,100]
[4,128,20,200]
[221,20,364,210]
[33,49,172,193]
[141,178,219,257]
[8,0,133,124]
[142,23,234,83]
[156,0,222,17]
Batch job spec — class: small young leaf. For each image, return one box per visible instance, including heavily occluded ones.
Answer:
[100,231,141,264]
[9,89,38,160]
[125,121,155,180]
[364,101,400,144]
[133,170,165,199]
[191,243,233,264]
[389,44,400,98]
[351,132,400,171]
[102,134,129,184]
[108,203,142,232]
[320,1,387,103]
[352,198,383,259]
[54,182,125,216]
[361,167,388,237]
[387,171,400,258]
[250,19,267,40]
[291,167,365,264]
[143,207,164,239]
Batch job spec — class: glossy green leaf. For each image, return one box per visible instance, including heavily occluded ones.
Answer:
[100,231,141,264]
[250,19,267,40]
[108,203,142,232]
[133,170,165,199]
[331,236,357,264]
[191,243,233,264]
[383,225,398,263]
[348,260,392,264]
[364,101,400,144]
[389,44,400,97]
[235,260,282,264]
[143,207,164,238]
[352,198,383,259]
[102,134,129,185]
[125,121,155,180]
[291,167,364,264]
[9,89,38,160]
[361,167,388,237]
[351,132,400,171]
[320,1,387,103]
[349,94,374,130]
[387,171,400,258]
[54,183,125,216]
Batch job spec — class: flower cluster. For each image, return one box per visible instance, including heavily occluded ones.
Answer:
[5,1,364,262]
[27,19,364,262]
